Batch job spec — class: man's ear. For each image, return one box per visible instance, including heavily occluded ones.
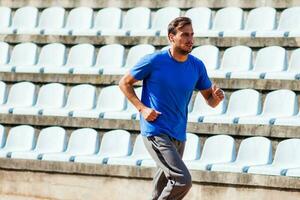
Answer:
[168,33,175,43]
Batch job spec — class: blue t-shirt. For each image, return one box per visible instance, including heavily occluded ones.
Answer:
[130,50,212,141]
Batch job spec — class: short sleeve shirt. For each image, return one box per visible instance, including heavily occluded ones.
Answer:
[130,50,212,141]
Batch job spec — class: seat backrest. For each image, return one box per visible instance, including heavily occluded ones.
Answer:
[96,85,126,111]
[0,81,7,105]
[183,133,201,161]
[288,48,300,72]
[12,6,38,28]
[278,7,300,31]
[185,7,212,31]
[245,7,276,31]
[65,7,93,30]
[0,42,10,65]
[212,7,244,31]
[95,44,124,68]
[65,84,96,109]
[38,6,65,29]
[254,46,287,72]
[227,89,262,116]
[152,7,181,30]
[65,44,95,67]
[236,136,272,164]
[35,126,66,152]
[200,134,236,163]
[4,125,35,151]
[9,42,38,66]
[66,128,99,154]
[38,43,66,67]
[191,92,226,116]
[131,134,151,158]
[6,82,35,106]
[124,44,155,68]
[36,83,66,108]
[98,130,131,157]
[0,124,6,148]
[262,89,298,116]
[123,7,150,31]
[0,6,11,28]
[220,45,252,71]
[94,7,122,30]
[191,45,219,70]
[273,139,300,165]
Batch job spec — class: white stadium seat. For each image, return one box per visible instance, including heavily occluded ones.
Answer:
[185,7,212,37]
[0,81,7,106]
[211,137,272,173]
[42,84,96,117]
[191,45,220,71]
[75,130,131,164]
[238,89,298,125]
[0,125,6,148]
[0,7,12,33]
[0,42,10,66]
[185,135,236,170]
[248,139,300,175]
[42,128,99,162]
[0,125,35,158]
[37,7,66,35]
[11,126,67,160]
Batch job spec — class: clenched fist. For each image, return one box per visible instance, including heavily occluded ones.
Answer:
[212,84,225,102]
[140,107,161,122]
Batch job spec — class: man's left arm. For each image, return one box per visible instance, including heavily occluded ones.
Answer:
[200,84,225,108]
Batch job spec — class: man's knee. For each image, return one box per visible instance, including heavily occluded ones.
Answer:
[178,172,192,190]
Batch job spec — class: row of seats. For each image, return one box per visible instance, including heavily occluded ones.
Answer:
[1,42,300,80]
[0,81,299,126]
[1,125,300,177]
[0,6,300,37]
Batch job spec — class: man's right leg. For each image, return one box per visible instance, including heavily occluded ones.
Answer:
[143,134,192,200]
[152,168,168,199]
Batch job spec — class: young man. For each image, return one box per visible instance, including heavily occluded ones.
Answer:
[119,17,224,200]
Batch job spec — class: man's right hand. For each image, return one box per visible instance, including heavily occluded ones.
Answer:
[140,107,162,121]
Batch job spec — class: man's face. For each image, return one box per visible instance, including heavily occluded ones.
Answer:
[169,24,194,55]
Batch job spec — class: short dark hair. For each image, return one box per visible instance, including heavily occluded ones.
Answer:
[168,17,192,35]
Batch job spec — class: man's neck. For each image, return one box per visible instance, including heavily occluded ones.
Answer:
[169,48,188,62]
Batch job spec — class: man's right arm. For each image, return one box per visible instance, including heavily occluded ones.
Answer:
[119,72,161,121]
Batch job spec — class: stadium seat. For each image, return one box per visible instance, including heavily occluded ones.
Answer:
[73,44,124,75]
[230,46,287,79]
[13,83,66,115]
[42,128,99,162]
[50,7,93,36]
[37,7,66,35]
[0,82,36,114]
[209,45,252,78]
[72,85,126,118]
[185,135,236,170]
[0,81,7,106]
[0,125,35,158]
[42,84,96,117]
[202,7,244,37]
[0,42,10,67]
[0,6,38,34]
[134,7,180,36]
[256,7,300,37]
[107,134,151,166]
[103,44,155,75]
[191,45,220,71]
[103,87,142,120]
[141,133,201,167]
[238,89,298,125]
[43,44,95,74]
[0,42,38,72]
[185,7,212,37]
[285,167,300,177]
[188,92,226,122]
[248,139,300,175]
[265,48,300,80]
[0,125,6,148]
[16,43,66,73]
[104,7,151,36]
[0,7,11,34]
[274,107,300,126]
[211,137,272,173]
[203,89,262,124]
[75,130,131,164]
[224,7,276,37]
[11,126,67,160]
